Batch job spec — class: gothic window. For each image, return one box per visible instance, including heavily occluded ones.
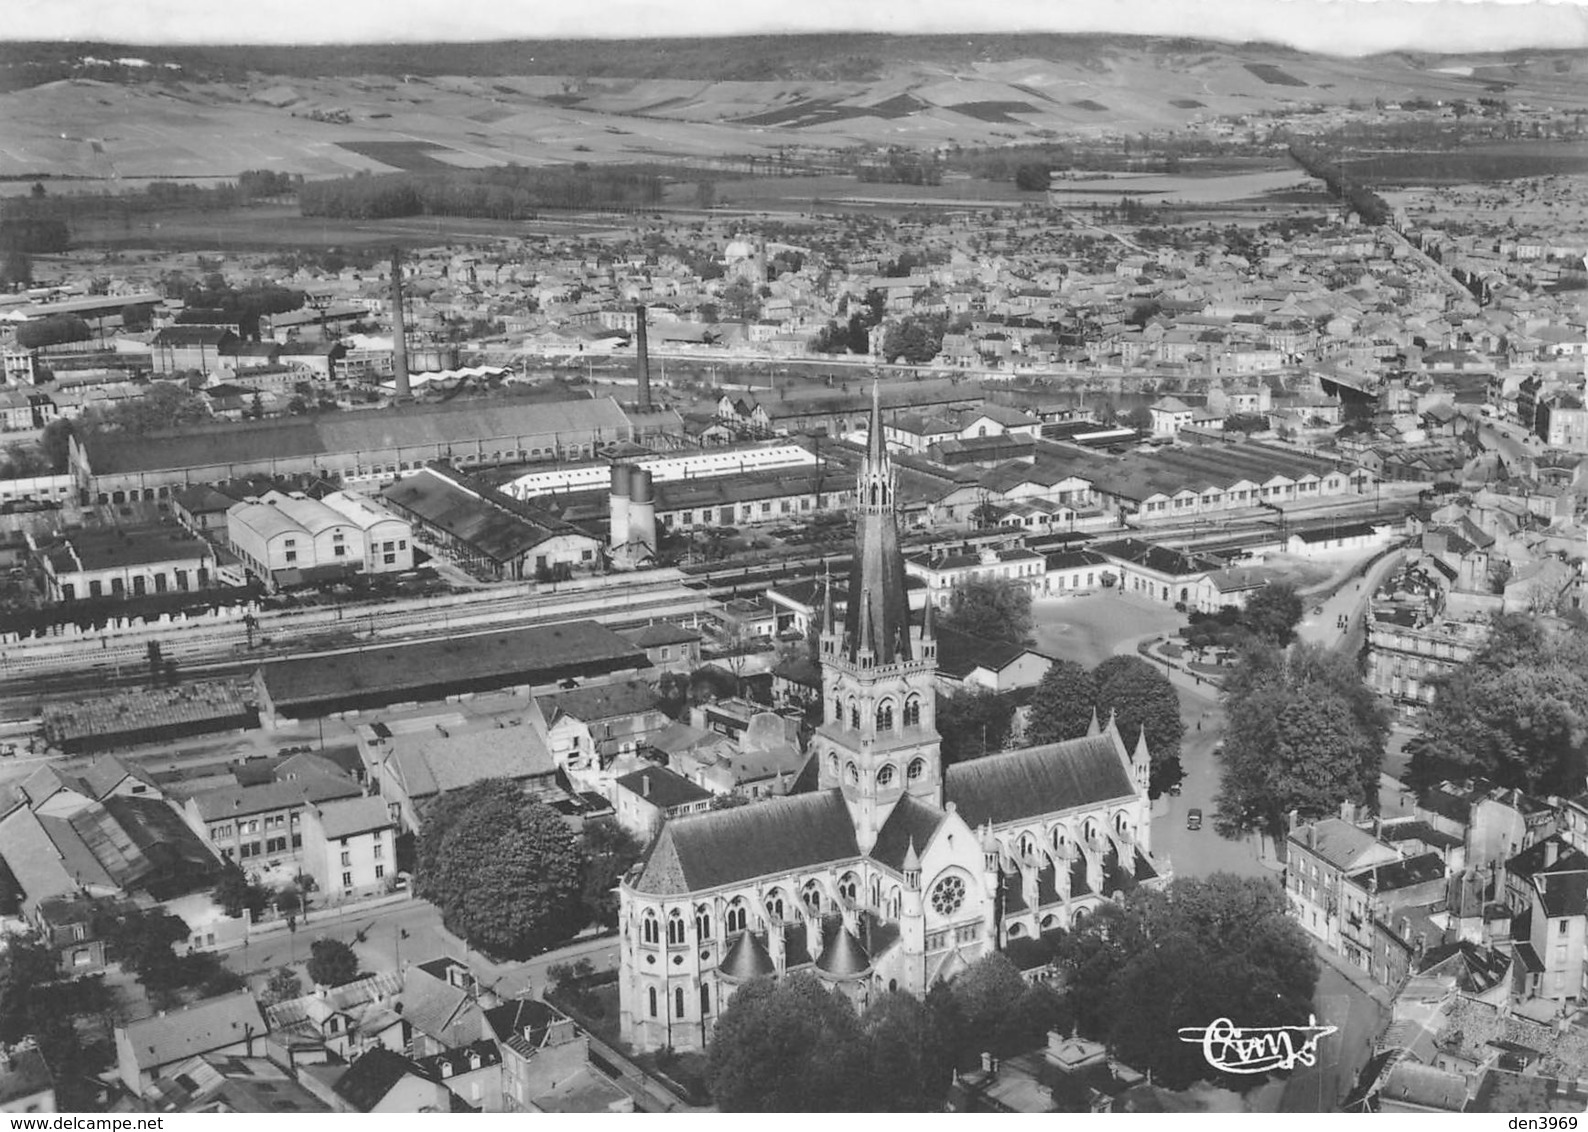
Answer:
[801,882,823,914]
[765,891,786,921]
[828,752,839,777]
[904,696,921,729]
[832,699,842,723]
[839,873,858,903]
[649,987,658,1017]
[1017,832,1036,859]
[695,905,712,940]
[726,900,748,934]
[870,877,881,908]
[667,910,686,946]
[877,763,896,789]
[849,701,860,730]
[931,875,967,917]
[886,887,902,919]
[1050,826,1069,855]
[675,986,686,1018]
[641,910,660,945]
[907,757,926,782]
[876,701,895,733]
[871,484,879,506]
[700,984,711,1015]
[846,762,860,786]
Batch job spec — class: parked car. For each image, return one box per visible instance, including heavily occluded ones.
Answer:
[1168,781,1183,797]
[1186,808,1203,831]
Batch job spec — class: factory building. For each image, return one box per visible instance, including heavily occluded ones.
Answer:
[70,397,636,504]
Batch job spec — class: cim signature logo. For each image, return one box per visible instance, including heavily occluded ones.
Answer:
[1177,1016,1338,1075]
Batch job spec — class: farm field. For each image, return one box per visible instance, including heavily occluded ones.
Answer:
[7,38,1588,184]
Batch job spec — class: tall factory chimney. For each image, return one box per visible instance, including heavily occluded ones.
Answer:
[609,463,631,551]
[628,466,656,557]
[390,248,410,399]
[634,303,652,413]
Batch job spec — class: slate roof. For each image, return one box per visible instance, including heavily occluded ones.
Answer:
[541,679,659,725]
[386,724,555,800]
[192,774,361,821]
[414,1039,502,1081]
[1507,836,1588,882]
[816,924,872,979]
[945,732,1135,828]
[719,931,776,981]
[621,622,701,648]
[84,397,630,477]
[120,993,267,1073]
[1290,818,1383,872]
[0,1044,53,1107]
[258,621,645,713]
[631,790,859,895]
[1468,1069,1588,1114]
[871,794,947,872]
[615,767,712,810]
[935,626,1041,680]
[382,469,584,563]
[484,999,563,1060]
[332,1048,434,1112]
[1378,1061,1468,1112]
[314,796,393,840]
[1536,873,1588,919]
[1351,852,1446,894]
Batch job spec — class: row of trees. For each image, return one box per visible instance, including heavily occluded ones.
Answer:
[414,779,642,959]
[706,875,1319,1109]
[298,165,664,221]
[1286,141,1392,226]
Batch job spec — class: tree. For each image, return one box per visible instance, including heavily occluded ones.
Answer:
[96,907,190,990]
[950,952,1029,1046]
[1,249,30,288]
[1026,660,1097,747]
[1052,874,1318,1091]
[936,687,1017,763]
[581,818,642,930]
[260,965,304,1007]
[1241,581,1304,646]
[862,991,954,1111]
[881,314,947,365]
[1014,163,1052,191]
[1406,615,1588,795]
[939,577,1033,645]
[1215,642,1387,837]
[102,381,211,434]
[1092,655,1185,792]
[415,779,585,958]
[707,973,869,1111]
[306,938,360,988]
[15,315,91,350]
[212,863,271,920]
[1119,405,1154,431]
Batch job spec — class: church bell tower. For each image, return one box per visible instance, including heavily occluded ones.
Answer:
[815,384,942,852]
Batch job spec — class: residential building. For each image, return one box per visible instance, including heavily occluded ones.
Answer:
[612,766,713,840]
[114,993,268,1094]
[181,772,363,883]
[906,547,1047,609]
[483,999,632,1113]
[1286,816,1400,955]
[540,680,670,791]
[0,1043,55,1114]
[301,795,398,902]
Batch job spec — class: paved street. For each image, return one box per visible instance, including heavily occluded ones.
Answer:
[1033,593,1268,881]
[1280,960,1387,1112]
[226,896,620,1003]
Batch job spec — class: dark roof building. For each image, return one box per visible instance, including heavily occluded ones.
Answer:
[255,620,647,721]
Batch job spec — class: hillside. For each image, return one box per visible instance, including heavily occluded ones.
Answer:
[4,35,1588,182]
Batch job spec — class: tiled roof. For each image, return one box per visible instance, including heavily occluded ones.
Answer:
[632,790,859,895]
[946,732,1135,828]
[314,796,392,840]
[1290,818,1383,872]
[332,1048,433,1112]
[540,679,659,725]
[615,767,712,810]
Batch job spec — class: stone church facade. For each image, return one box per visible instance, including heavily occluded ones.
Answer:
[618,388,1168,1053]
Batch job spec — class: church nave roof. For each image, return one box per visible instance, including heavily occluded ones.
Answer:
[946,732,1136,829]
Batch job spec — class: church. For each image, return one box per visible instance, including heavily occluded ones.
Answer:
[618,388,1169,1053]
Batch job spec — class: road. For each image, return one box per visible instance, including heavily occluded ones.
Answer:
[1279,961,1386,1112]
[1032,592,1268,881]
[226,896,620,1004]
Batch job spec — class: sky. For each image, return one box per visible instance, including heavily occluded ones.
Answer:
[7,0,1588,56]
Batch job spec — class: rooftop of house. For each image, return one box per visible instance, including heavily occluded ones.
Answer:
[118,992,267,1073]
[615,766,713,810]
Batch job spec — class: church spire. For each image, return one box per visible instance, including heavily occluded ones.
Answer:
[843,382,912,665]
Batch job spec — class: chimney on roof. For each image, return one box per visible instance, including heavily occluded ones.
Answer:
[641,774,651,798]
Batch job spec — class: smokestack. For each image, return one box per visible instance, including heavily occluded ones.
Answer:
[635,303,652,413]
[628,465,656,556]
[390,248,410,399]
[610,464,631,550]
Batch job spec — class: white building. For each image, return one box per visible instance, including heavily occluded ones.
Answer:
[227,490,412,587]
[302,796,398,902]
[905,547,1047,610]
